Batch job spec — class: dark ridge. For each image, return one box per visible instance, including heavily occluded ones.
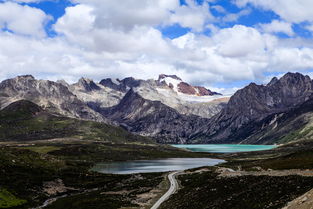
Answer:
[2,100,42,115]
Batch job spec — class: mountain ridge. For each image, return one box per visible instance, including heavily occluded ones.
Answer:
[2,72,313,145]
[191,72,313,144]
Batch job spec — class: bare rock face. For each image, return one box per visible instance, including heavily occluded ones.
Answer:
[178,82,197,95]
[0,75,107,122]
[157,74,220,96]
[102,89,209,143]
[193,72,313,144]
[158,74,182,81]
[69,78,125,109]
[76,78,101,92]
[97,75,228,118]
[99,77,141,92]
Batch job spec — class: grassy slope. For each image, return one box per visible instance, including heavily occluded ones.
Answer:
[160,169,313,209]
[4,100,313,209]
[159,140,313,209]
[0,146,169,209]
[218,139,313,170]
[0,100,213,209]
[0,100,152,143]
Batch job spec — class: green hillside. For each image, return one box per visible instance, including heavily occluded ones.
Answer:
[0,100,152,143]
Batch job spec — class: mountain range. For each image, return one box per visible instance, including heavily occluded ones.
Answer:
[1,72,313,145]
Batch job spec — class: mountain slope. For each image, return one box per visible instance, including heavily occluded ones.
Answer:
[192,72,313,144]
[239,96,313,144]
[0,75,107,122]
[0,100,152,143]
[69,77,124,108]
[102,89,209,143]
[77,75,228,119]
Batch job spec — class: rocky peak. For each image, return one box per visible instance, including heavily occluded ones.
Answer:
[102,88,210,143]
[280,72,310,82]
[120,77,141,88]
[158,74,220,96]
[17,75,35,80]
[158,74,182,81]
[0,75,106,123]
[267,77,278,86]
[197,72,313,143]
[177,82,197,95]
[56,79,69,87]
[100,77,141,92]
[77,77,101,92]
[100,78,121,91]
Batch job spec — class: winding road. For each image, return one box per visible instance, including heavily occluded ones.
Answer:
[151,171,180,209]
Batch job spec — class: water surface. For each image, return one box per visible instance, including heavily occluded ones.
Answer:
[172,144,277,153]
[92,158,224,174]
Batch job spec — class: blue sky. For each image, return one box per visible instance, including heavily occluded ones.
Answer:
[17,0,313,39]
[0,0,313,94]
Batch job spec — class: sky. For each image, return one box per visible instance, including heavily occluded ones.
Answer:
[1,0,313,94]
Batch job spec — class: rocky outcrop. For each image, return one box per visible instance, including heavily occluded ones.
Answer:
[69,78,125,109]
[99,77,141,92]
[0,75,107,122]
[85,75,228,118]
[2,72,313,145]
[193,72,313,144]
[102,89,209,143]
[158,74,220,96]
[76,78,101,92]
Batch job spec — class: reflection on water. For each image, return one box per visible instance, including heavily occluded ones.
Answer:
[91,158,224,174]
[172,144,277,153]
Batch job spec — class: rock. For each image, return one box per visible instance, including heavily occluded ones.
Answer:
[101,89,210,143]
[0,75,107,123]
[300,196,308,203]
[192,72,313,144]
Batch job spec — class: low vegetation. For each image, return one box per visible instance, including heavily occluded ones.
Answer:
[0,188,27,208]
[160,169,313,209]
[2,100,313,208]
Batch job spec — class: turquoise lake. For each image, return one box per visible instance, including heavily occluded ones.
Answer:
[172,144,277,153]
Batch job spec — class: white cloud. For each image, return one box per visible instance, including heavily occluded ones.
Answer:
[69,0,215,32]
[235,0,313,23]
[222,8,251,22]
[207,86,241,95]
[211,5,226,14]
[306,24,313,33]
[70,0,179,31]
[168,0,215,31]
[54,4,173,56]
[0,2,50,37]
[214,25,267,57]
[269,47,313,71]
[1,0,313,93]
[259,20,294,36]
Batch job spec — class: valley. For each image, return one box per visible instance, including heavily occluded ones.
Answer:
[1,72,313,208]
[3,0,313,208]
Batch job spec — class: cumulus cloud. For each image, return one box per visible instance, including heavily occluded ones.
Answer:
[70,0,179,31]
[235,0,313,23]
[222,8,251,22]
[0,2,50,37]
[0,0,313,92]
[214,25,267,57]
[168,0,215,31]
[259,20,294,36]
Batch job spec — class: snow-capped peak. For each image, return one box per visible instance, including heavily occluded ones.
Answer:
[158,74,182,92]
[157,74,221,96]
